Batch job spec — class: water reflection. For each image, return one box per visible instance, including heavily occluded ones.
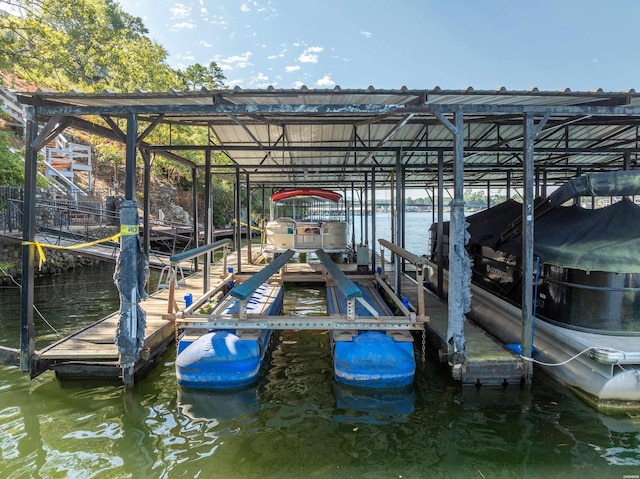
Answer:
[177,386,259,424]
[332,383,415,425]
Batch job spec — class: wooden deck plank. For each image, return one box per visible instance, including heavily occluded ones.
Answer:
[398,273,524,385]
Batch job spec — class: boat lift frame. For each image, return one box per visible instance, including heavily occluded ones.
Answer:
[173,244,426,334]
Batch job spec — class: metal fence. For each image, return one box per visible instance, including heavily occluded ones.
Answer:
[0,186,198,254]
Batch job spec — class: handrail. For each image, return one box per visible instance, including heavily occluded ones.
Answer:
[378,238,427,318]
[170,238,232,264]
[167,239,233,314]
[315,249,361,299]
[230,249,294,300]
[378,239,429,266]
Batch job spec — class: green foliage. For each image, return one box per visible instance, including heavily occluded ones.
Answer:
[0,0,237,220]
[0,131,23,185]
[180,62,226,90]
[0,0,226,92]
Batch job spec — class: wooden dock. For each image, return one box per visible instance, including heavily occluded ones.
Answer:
[399,272,524,385]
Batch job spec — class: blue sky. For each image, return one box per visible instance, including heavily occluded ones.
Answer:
[120,1,639,91]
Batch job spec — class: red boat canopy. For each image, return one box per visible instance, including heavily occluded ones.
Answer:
[270,188,342,203]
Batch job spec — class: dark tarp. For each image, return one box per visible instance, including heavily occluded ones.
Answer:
[547,170,640,207]
[462,198,640,274]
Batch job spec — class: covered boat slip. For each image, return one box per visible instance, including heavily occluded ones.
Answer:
[15,86,640,409]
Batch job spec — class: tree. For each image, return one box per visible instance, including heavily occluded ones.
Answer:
[180,62,226,90]
[0,0,183,91]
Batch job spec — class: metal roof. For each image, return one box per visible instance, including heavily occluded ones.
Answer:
[18,87,640,190]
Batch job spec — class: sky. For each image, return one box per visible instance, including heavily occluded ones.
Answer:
[117,0,640,92]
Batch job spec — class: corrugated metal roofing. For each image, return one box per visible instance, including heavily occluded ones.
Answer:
[18,87,640,189]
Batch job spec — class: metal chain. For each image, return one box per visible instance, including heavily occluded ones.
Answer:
[421,327,426,364]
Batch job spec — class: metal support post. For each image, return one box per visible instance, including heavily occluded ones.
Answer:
[521,111,549,384]
[246,176,252,264]
[115,113,147,389]
[235,168,242,273]
[434,109,470,368]
[141,149,152,260]
[191,166,199,271]
[370,167,376,272]
[437,150,445,299]
[394,151,403,296]
[20,107,37,374]
[204,150,212,292]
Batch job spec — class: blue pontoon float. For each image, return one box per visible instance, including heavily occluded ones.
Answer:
[318,249,416,388]
[175,249,294,389]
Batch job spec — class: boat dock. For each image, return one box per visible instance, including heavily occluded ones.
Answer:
[401,273,524,385]
[28,241,523,388]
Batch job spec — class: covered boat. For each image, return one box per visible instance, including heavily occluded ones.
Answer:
[428,171,640,413]
[264,188,350,261]
[176,281,284,389]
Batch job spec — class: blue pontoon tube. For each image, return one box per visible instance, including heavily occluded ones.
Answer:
[318,249,416,388]
[175,250,294,389]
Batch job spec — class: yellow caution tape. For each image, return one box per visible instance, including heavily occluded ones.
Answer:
[232,219,264,232]
[23,231,124,270]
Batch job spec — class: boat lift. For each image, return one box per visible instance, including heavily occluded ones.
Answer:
[172,245,426,337]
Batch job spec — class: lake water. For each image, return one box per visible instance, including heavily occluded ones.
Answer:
[2,233,640,478]
[352,210,441,257]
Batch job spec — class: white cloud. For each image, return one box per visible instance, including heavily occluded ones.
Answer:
[175,52,196,62]
[170,3,191,19]
[267,45,288,60]
[171,21,197,30]
[360,31,372,38]
[210,16,228,28]
[285,65,300,73]
[217,52,253,70]
[240,3,250,12]
[316,75,335,87]
[299,46,323,64]
[201,8,208,14]
[245,72,272,88]
[200,40,213,48]
[292,80,305,89]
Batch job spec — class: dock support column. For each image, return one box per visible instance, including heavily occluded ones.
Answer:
[141,149,152,260]
[370,167,376,271]
[20,107,37,373]
[522,111,549,384]
[394,151,403,295]
[364,172,369,250]
[191,166,199,271]
[436,150,445,299]
[246,176,252,264]
[350,182,355,251]
[204,149,212,292]
[235,168,242,273]
[115,113,147,389]
[435,110,470,370]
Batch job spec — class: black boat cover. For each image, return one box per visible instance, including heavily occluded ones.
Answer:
[465,198,640,274]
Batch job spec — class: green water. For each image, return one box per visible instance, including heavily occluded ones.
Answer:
[1,265,640,478]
